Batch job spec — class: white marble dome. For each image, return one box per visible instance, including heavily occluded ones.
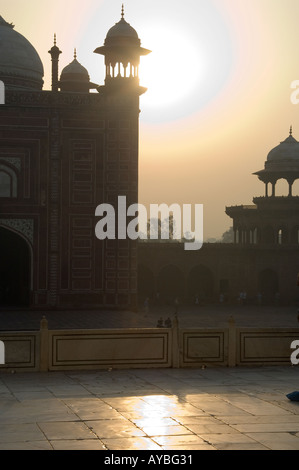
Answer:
[0,16,44,90]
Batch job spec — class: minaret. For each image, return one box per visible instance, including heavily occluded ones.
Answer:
[94,5,151,95]
[48,34,62,92]
[253,127,299,198]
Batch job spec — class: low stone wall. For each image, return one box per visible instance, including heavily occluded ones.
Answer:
[179,329,229,367]
[0,332,39,371]
[48,329,172,371]
[0,316,298,371]
[236,328,299,365]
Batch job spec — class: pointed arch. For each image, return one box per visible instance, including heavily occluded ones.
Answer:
[138,264,154,300]
[188,265,214,301]
[157,264,185,300]
[0,227,31,306]
[258,268,279,303]
[0,164,17,197]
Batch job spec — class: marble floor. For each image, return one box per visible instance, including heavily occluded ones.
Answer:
[1,365,299,450]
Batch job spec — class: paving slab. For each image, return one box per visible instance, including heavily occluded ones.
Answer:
[88,419,146,439]
[245,432,299,450]
[50,439,106,450]
[38,421,97,441]
[100,436,161,450]
[0,423,46,443]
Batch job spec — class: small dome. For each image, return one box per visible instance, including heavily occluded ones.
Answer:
[104,7,141,47]
[106,18,139,40]
[59,52,93,93]
[267,131,299,162]
[60,57,90,82]
[0,16,44,90]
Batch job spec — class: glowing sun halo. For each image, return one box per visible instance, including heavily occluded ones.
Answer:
[139,23,202,114]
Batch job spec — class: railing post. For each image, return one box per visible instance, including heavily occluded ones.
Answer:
[228,315,236,367]
[40,316,49,372]
[172,313,180,368]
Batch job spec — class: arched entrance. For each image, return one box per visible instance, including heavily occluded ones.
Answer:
[157,265,185,302]
[258,268,279,303]
[138,264,154,301]
[0,227,31,307]
[188,265,214,302]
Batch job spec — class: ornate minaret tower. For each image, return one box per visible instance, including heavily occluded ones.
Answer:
[94,5,151,95]
[93,6,150,310]
[48,34,62,92]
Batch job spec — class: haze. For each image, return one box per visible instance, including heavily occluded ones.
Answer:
[2,0,299,239]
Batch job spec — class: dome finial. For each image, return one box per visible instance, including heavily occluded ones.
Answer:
[121,4,125,19]
[54,33,56,46]
[74,48,77,60]
[290,125,293,136]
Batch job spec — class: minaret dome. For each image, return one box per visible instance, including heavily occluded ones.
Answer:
[94,5,151,94]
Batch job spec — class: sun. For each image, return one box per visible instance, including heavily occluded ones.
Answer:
[139,22,203,118]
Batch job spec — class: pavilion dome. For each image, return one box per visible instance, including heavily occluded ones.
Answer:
[267,130,299,162]
[59,52,96,93]
[104,7,141,47]
[106,18,139,40]
[0,16,44,90]
[60,55,90,83]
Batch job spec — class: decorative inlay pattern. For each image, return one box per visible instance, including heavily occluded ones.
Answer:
[0,218,33,244]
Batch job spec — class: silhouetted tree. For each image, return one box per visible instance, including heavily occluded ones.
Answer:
[221,226,234,243]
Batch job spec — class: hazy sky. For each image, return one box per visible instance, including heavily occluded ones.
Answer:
[2,0,299,239]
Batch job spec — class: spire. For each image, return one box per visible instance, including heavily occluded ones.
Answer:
[49,33,61,54]
[50,34,60,51]
[290,125,293,136]
[74,48,77,60]
[48,34,62,92]
[121,4,125,19]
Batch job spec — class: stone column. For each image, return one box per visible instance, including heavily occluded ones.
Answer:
[172,314,180,368]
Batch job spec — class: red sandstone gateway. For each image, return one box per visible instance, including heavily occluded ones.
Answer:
[0,9,149,311]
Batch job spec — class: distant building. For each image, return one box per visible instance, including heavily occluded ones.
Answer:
[0,10,150,310]
[226,127,299,246]
[138,129,299,306]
